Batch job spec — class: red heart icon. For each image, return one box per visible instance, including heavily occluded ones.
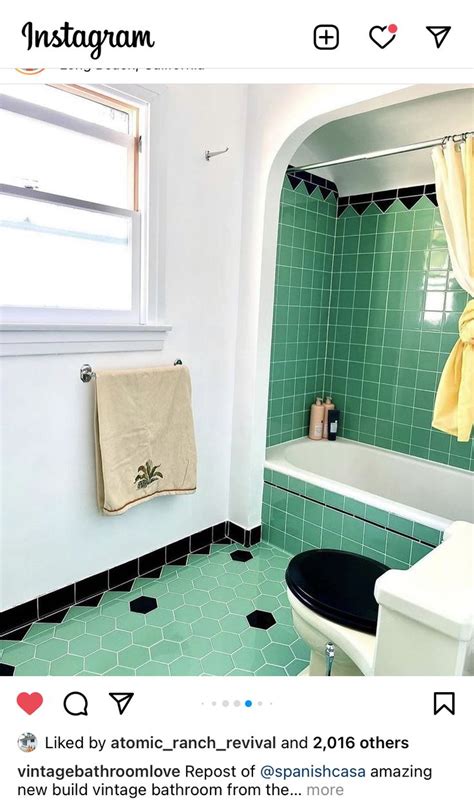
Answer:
[17,692,43,715]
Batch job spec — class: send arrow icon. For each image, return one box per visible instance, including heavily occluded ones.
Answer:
[426,26,451,48]
[109,692,134,715]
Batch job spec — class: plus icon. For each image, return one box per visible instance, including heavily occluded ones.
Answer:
[313,25,340,50]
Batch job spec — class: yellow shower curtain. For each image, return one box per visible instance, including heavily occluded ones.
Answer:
[431,135,474,442]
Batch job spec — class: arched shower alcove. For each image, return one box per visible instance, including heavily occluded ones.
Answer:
[229,82,473,529]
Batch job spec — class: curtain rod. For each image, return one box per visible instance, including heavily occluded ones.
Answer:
[287,131,473,174]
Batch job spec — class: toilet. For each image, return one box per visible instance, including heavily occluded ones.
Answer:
[286,521,474,676]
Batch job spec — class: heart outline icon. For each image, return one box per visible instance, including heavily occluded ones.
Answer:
[17,692,43,715]
[369,25,397,49]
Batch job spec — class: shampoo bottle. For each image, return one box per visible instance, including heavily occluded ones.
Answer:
[309,398,325,441]
[323,396,335,439]
[327,409,340,441]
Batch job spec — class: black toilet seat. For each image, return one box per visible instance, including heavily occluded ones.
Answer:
[285,549,389,635]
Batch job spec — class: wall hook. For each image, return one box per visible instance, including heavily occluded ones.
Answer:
[205,147,229,161]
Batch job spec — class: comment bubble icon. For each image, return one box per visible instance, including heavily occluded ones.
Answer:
[63,691,88,717]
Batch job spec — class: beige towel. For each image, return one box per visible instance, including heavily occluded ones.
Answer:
[94,365,197,515]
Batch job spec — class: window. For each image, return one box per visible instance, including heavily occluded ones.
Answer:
[0,84,164,341]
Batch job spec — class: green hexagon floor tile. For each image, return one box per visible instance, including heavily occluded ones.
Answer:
[1,542,309,677]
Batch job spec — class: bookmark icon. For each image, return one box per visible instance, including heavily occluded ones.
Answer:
[433,692,455,716]
[426,26,451,49]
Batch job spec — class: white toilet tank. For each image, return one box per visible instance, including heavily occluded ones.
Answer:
[373,522,474,675]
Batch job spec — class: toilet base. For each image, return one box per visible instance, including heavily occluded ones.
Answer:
[308,648,362,676]
[292,608,364,675]
[288,588,375,676]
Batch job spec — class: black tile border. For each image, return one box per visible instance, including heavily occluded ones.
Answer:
[264,480,437,551]
[286,166,338,198]
[0,520,262,638]
[227,522,261,547]
[75,571,108,604]
[284,172,438,218]
[337,184,438,217]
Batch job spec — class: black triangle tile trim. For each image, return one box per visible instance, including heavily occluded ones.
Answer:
[375,199,395,212]
[351,202,371,215]
[288,174,302,190]
[333,185,439,216]
[0,520,261,636]
[286,165,339,198]
[400,196,420,210]
[285,171,441,213]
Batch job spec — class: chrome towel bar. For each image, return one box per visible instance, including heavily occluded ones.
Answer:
[80,359,183,383]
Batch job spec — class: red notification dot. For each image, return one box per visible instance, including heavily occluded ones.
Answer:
[388,24,398,33]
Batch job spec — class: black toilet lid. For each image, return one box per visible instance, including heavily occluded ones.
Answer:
[285,550,389,635]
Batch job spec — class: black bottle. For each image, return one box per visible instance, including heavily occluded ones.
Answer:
[327,409,340,441]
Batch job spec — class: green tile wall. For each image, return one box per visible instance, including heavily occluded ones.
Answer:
[262,473,437,570]
[326,198,473,471]
[266,177,336,446]
[267,180,474,471]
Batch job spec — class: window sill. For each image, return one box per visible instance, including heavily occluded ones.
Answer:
[0,324,173,357]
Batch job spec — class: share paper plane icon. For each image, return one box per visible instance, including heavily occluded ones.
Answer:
[109,692,134,715]
[426,26,451,49]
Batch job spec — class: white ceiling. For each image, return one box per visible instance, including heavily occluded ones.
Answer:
[291,88,474,196]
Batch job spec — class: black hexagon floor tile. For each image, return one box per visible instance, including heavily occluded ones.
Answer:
[0,663,15,676]
[230,550,253,562]
[246,609,276,630]
[129,595,157,614]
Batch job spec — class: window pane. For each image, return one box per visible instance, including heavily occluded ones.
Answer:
[0,195,133,311]
[0,109,130,208]
[2,85,131,134]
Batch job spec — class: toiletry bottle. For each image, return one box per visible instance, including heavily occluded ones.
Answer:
[327,409,340,441]
[309,398,325,441]
[323,396,335,439]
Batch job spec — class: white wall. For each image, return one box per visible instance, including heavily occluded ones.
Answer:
[0,84,247,611]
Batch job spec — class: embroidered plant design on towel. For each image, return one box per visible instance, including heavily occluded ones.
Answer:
[134,460,163,490]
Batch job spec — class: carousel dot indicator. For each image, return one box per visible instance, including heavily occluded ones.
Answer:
[245,700,252,707]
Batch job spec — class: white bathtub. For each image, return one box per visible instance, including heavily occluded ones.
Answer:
[265,437,474,532]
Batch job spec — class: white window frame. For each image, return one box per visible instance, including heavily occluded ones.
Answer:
[0,84,170,356]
